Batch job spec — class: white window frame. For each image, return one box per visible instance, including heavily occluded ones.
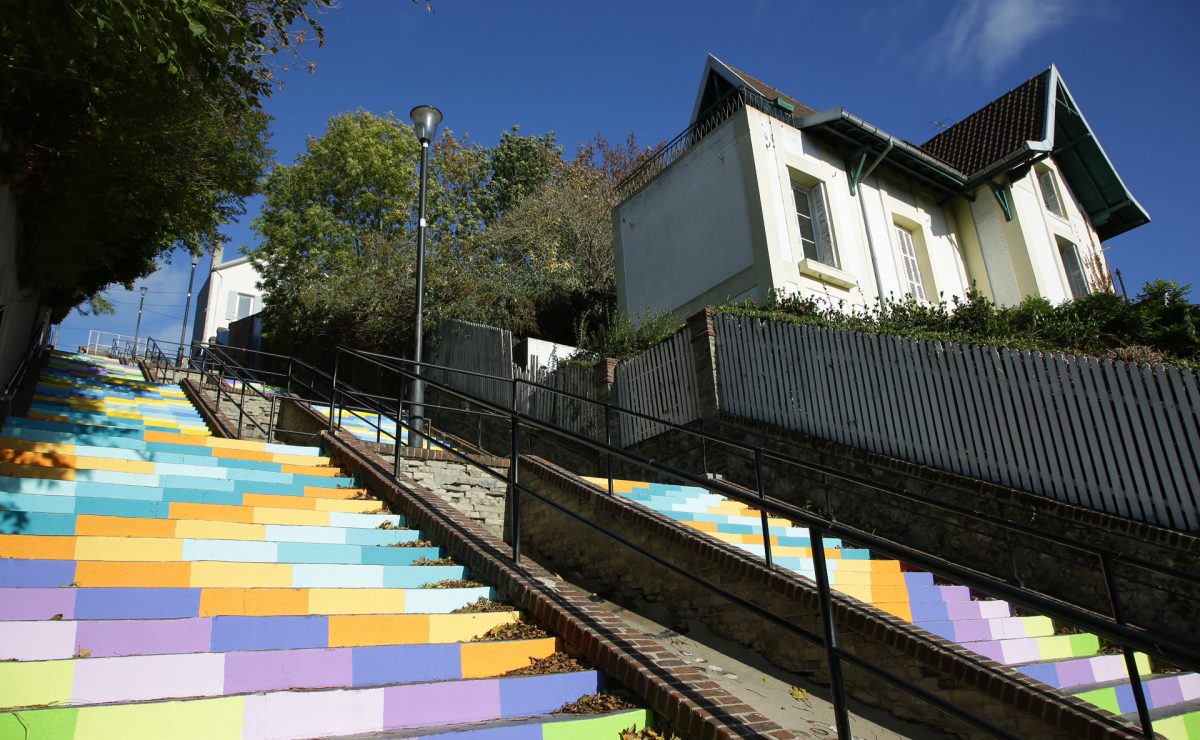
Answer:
[1057,237,1089,299]
[792,182,839,268]
[894,225,927,302]
[226,292,256,321]
[1037,168,1066,219]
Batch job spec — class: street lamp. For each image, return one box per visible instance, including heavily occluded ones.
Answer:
[406,105,442,448]
[133,286,148,359]
[178,254,200,365]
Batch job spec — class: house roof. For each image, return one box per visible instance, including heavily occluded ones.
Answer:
[694,55,1148,240]
[921,70,1051,177]
[724,63,818,118]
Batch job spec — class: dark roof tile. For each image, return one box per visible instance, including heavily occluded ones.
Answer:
[920,70,1050,176]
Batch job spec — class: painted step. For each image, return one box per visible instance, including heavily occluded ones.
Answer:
[0,437,337,474]
[0,457,356,490]
[0,492,401,529]
[8,511,417,545]
[0,533,442,566]
[0,639,562,708]
[1071,673,1200,716]
[0,480,381,514]
[0,558,468,589]
[381,709,653,739]
[916,614,1054,642]
[1,417,323,456]
[0,671,607,740]
[1,424,331,466]
[1139,702,1200,740]
[0,611,523,660]
[1017,653,1153,690]
[961,632,1101,665]
[0,585,494,620]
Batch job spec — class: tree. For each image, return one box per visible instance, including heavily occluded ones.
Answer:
[252,110,525,358]
[0,0,330,318]
[486,133,661,343]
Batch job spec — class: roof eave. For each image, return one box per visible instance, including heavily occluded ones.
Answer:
[798,108,967,193]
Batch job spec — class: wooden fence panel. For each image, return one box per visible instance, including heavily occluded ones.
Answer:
[616,330,699,446]
[712,313,1200,531]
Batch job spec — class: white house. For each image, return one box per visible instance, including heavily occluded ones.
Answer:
[613,55,1149,319]
[191,246,265,347]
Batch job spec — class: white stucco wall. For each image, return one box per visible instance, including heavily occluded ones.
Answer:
[194,257,264,345]
[613,108,1114,320]
[614,108,766,319]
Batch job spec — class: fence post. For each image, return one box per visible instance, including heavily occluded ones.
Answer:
[810,526,851,739]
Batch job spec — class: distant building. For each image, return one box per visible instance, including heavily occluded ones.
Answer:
[613,55,1148,319]
[191,246,264,347]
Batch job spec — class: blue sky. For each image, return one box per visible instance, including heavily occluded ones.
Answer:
[57,0,1200,351]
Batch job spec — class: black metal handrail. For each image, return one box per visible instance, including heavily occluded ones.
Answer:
[616,85,795,202]
[330,345,1162,739]
[146,338,275,440]
[342,347,1200,582]
[1,339,49,419]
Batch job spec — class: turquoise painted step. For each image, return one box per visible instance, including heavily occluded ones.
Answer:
[1,559,469,589]
[0,492,403,529]
[2,417,323,456]
[0,476,357,503]
[5,512,417,545]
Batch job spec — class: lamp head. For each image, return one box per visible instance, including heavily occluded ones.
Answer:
[409,105,443,143]
[140,286,148,296]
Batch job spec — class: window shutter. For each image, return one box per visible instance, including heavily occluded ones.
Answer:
[811,185,838,267]
[895,227,926,301]
[225,292,239,320]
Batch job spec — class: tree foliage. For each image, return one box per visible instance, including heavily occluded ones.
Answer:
[0,0,329,318]
[253,110,659,361]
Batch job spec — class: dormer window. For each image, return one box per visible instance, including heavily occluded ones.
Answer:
[1037,167,1065,218]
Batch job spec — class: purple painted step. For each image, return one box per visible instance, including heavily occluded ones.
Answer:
[1019,654,1150,690]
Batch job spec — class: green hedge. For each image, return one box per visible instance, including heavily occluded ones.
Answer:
[715,281,1200,370]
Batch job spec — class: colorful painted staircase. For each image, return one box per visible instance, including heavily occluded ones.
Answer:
[591,478,1200,739]
[0,353,651,739]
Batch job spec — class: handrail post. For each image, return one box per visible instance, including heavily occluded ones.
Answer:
[604,404,614,496]
[810,526,852,739]
[238,379,246,438]
[1101,553,1154,738]
[267,394,277,443]
[286,358,293,395]
[509,414,521,565]
[756,449,773,569]
[394,367,406,480]
[329,351,341,433]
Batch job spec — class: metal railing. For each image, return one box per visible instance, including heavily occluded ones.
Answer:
[318,345,1196,740]
[1,339,49,421]
[616,85,796,202]
[145,338,281,440]
[127,337,1194,737]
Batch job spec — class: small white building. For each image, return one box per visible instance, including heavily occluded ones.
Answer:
[614,55,1149,319]
[191,247,265,347]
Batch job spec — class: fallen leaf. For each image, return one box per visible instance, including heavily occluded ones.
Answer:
[789,686,810,702]
[49,614,63,621]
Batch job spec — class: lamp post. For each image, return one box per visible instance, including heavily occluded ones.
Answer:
[178,254,200,365]
[406,104,442,448]
[133,286,148,359]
